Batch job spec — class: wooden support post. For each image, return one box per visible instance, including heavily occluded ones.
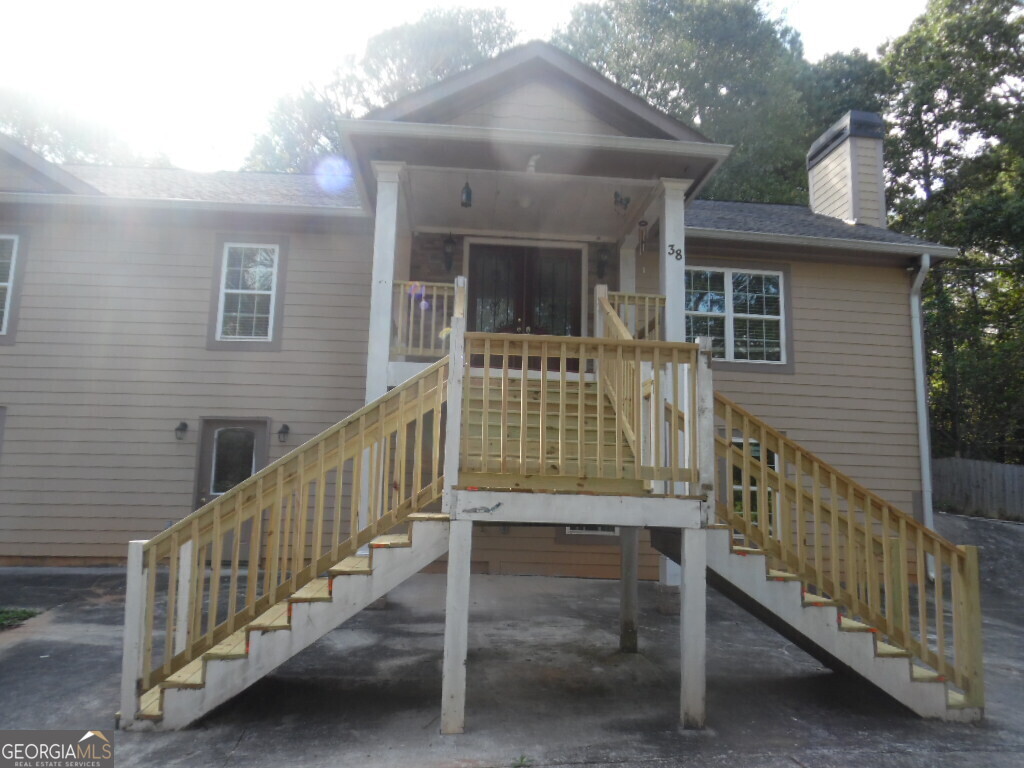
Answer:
[695,337,715,522]
[958,545,985,708]
[679,527,707,729]
[620,526,639,653]
[441,518,473,734]
[173,539,193,656]
[119,540,147,729]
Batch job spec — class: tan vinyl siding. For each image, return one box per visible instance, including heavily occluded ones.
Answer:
[851,136,886,228]
[450,81,625,136]
[808,144,854,222]
[0,207,373,559]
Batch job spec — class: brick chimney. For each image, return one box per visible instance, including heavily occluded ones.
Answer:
[807,110,887,228]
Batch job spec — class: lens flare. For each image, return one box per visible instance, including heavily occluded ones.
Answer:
[314,156,352,195]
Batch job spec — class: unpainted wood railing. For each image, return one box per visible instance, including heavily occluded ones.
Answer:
[392,280,456,357]
[124,358,450,698]
[608,291,665,340]
[715,393,984,708]
[460,331,701,488]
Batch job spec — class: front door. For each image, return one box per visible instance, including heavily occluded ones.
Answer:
[195,419,269,509]
[467,244,582,337]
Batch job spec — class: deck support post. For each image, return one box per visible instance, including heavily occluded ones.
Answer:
[679,527,707,729]
[620,526,639,652]
[119,540,147,729]
[173,539,193,655]
[441,518,473,734]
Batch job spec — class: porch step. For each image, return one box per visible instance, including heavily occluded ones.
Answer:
[329,555,372,576]
[292,578,332,602]
[370,533,412,548]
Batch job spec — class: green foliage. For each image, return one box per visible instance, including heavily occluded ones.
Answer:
[245,9,518,172]
[797,50,890,133]
[0,608,38,630]
[553,0,813,203]
[883,0,1024,462]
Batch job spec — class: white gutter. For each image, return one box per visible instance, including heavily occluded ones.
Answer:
[910,254,934,537]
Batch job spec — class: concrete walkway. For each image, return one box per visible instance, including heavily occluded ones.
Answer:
[1,511,1022,767]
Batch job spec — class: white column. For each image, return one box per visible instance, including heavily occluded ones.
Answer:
[173,539,193,656]
[442,281,467,518]
[119,540,147,729]
[679,527,707,729]
[441,518,473,734]
[695,337,716,521]
[619,526,639,653]
[659,179,692,344]
[365,161,406,404]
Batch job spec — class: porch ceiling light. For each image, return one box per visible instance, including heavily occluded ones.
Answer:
[174,421,188,440]
[443,234,457,272]
[460,181,473,208]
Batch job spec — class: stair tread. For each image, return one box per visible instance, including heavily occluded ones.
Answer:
[329,554,372,575]
[732,546,763,556]
[249,602,290,630]
[912,664,945,683]
[407,512,450,521]
[164,657,205,688]
[205,629,248,659]
[371,533,412,548]
[291,578,331,602]
[839,617,875,633]
[876,640,911,658]
[947,690,973,709]
[802,594,839,607]
[139,686,163,719]
[767,569,800,581]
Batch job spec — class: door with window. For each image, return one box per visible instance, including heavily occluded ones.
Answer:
[195,419,269,509]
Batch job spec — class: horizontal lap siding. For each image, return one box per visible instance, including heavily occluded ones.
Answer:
[450,82,625,136]
[808,147,853,221]
[715,260,921,512]
[0,208,373,559]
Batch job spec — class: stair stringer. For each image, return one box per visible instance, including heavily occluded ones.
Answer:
[705,528,980,722]
[156,520,450,730]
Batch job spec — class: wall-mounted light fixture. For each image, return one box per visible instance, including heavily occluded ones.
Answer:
[460,181,473,208]
[614,191,631,212]
[443,234,457,272]
[277,424,290,443]
[174,421,188,440]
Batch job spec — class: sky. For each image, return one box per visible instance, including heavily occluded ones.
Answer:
[0,0,929,172]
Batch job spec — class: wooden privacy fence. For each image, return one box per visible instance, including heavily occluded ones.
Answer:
[392,280,456,358]
[714,394,984,707]
[126,358,450,694]
[933,457,1024,522]
[460,331,701,488]
[608,291,665,341]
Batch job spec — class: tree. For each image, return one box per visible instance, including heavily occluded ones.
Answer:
[882,0,1024,462]
[553,0,813,203]
[245,9,518,172]
[797,50,890,134]
[0,88,162,166]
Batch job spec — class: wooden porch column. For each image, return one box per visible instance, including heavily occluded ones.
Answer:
[620,526,640,653]
[441,518,473,734]
[658,179,691,343]
[679,526,707,728]
[365,161,406,404]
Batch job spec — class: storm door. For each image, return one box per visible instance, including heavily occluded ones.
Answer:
[195,419,269,509]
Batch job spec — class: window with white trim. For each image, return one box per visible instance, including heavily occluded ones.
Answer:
[216,243,279,341]
[685,267,784,363]
[0,235,18,336]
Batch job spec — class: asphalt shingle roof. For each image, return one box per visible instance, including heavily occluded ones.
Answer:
[687,200,936,249]
[63,165,363,209]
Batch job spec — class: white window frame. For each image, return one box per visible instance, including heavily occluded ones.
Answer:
[215,242,280,342]
[0,235,19,336]
[685,266,786,364]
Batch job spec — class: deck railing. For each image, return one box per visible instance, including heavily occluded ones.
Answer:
[608,291,665,341]
[714,394,985,707]
[122,358,450,712]
[392,280,456,358]
[460,332,702,488]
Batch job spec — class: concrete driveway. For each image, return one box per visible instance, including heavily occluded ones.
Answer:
[1,511,1022,768]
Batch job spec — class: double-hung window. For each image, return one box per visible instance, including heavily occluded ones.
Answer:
[216,243,279,341]
[685,267,785,363]
[0,235,18,337]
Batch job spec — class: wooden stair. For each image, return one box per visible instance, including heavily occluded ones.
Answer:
[133,519,448,728]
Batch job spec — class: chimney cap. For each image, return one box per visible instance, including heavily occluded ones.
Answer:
[807,110,884,171]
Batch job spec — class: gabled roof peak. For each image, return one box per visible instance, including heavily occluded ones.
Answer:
[365,41,710,144]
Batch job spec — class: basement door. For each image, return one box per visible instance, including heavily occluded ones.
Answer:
[467,244,582,337]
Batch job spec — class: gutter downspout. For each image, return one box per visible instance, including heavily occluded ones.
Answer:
[910,254,934,539]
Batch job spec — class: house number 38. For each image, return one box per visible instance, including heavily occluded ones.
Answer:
[668,244,683,260]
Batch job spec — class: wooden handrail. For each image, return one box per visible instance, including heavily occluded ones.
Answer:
[135,357,450,692]
[714,392,984,707]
